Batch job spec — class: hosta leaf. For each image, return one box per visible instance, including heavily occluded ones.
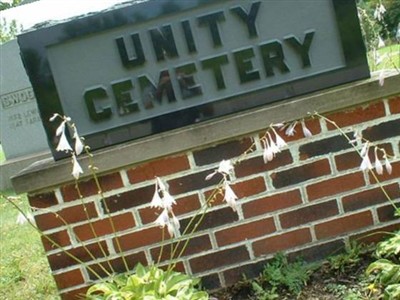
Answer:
[384,284,400,300]
[367,259,400,285]
[87,282,118,296]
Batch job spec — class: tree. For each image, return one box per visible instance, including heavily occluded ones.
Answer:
[0,0,23,43]
[358,0,400,40]
[0,0,22,11]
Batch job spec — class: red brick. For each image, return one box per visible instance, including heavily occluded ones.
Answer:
[299,134,352,160]
[369,161,400,184]
[223,261,265,287]
[139,194,201,225]
[28,191,58,208]
[168,169,220,195]
[326,101,386,130]
[61,172,123,202]
[204,176,267,207]
[193,138,253,166]
[42,230,71,252]
[342,183,400,212]
[280,200,339,229]
[389,96,400,114]
[243,189,302,218]
[350,223,400,245]
[231,176,266,198]
[48,241,109,271]
[159,261,186,274]
[180,206,239,232]
[271,159,331,188]
[116,226,163,251]
[60,286,89,300]
[288,239,345,263]
[315,211,374,239]
[127,155,190,184]
[103,185,154,214]
[53,268,84,290]
[362,119,400,142]
[73,212,135,241]
[235,150,293,178]
[35,202,98,231]
[306,172,365,201]
[253,228,312,257]
[87,251,147,280]
[377,201,400,222]
[150,234,212,262]
[190,246,249,273]
[334,143,393,172]
[201,273,222,290]
[215,218,276,246]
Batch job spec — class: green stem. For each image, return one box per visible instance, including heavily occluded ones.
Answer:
[74,182,114,276]
[315,112,399,213]
[86,151,130,273]
[3,196,104,281]
[157,227,166,266]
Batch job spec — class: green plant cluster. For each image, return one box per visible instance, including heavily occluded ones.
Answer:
[251,252,319,299]
[366,231,400,300]
[327,241,370,274]
[86,263,208,300]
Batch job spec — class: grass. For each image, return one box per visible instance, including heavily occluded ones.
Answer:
[368,44,400,72]
[0,145,6,164]
[0,191,59,300]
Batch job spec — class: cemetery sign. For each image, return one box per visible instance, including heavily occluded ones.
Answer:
[17,0,369,159]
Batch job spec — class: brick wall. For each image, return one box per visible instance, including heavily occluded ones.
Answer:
[28,96,399,299]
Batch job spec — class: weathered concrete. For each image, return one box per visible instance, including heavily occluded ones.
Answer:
[11,72,400,194]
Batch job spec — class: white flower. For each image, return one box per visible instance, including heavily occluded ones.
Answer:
[374,4,386,21]
[374,51,382,65]
[162,191,176,211]
[374,148,383,175]
[171,213,180,231]
[384,156,392,175]
[170,213,181,237]
[274,131,287,148]
[218,159,234,175]
[360,153,373,171]
[285,122,297,136]
[223,181,238,211]
[206,159,234,180]
[263,140,274,163]
[155,209,169,228]
[16,212,34,225]
[360,142,369,157]
[378,36,385,48]
[167,222,175,237]
[55,120,66,137]
[151,177,164,208]
[73,127,84,155]
[49,113,58,122]
[268,134,280,155]
[378,70,385,87]
[56,131,73,152]
[350,130,362,145]
[272,123,285,128]
[156,177,167,192]
[151,189,163,209]
[71,154,83,179]
[301,120,313,137]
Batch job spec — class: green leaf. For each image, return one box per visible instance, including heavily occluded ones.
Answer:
[86,282,118,296]
[367,259,400,285]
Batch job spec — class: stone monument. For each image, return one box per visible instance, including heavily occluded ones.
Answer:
[0,39,50,190]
